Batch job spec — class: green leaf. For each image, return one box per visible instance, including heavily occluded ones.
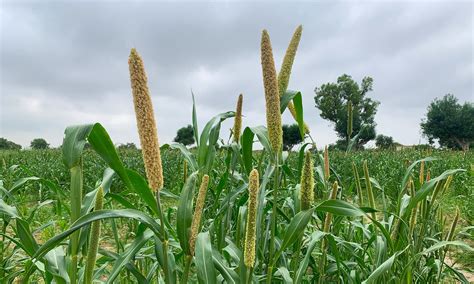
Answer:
[276,267,292,283]
[68,123,158,215]
[62,124,94,168]
[195,232,217,284]
[0,199,19,218]
[16,218,39,256]
[294,231,326,284]
[197,111,235,172]
[405,169,465,215]
[362,246,408,284]
[250,126,272,153]
[420,240,474,255]
[274,209,313,264]
[107,227,154,283]
[292,91,305,139]
[280,90,299,114]
[177,172,197,255]
[170,142,198,171]
[212,249,239,284]
[32,209,162,260]
[315,200,366,217]
[400,157,437,191]
[192,92,200,147]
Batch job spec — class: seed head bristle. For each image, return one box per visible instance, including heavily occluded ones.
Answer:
[445,207,460,242]
[233,94,243,143]
[324,146,330,181]
[244,169,260,268]
[261,30,282,153]
[419,161,425,185]
[128,48,163,191]
[189,175,210,254]
[299,151,314,211]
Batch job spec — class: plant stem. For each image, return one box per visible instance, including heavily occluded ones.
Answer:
[267,154,279,284]
[69,163,83,284]
[182,255,192,284]
[246,266,254,284]
[156,192,170,284]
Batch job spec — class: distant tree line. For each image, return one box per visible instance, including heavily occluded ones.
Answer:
[1,81,472,152]
[313,74,473,151]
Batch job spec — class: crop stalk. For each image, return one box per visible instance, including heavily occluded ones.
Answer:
[156,192,171,284]
[267,154,280,284]
[69,163,83,284]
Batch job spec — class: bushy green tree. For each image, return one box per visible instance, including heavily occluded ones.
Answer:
[118,143,137,150]
[282,124,303,151]
[421,94,473,150]
[30,138,49,150]
[0,138,22,150]
[174,125,195,146]
[375,134,395,149]
[314,74,379,148]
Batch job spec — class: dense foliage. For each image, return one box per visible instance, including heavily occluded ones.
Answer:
[421,94,474,151]
[174,125,195,146]
[0,137,21,150]
[376,134,395,149]
[30,138,50,150]
[314,74,379,148]
[282,124,303,151]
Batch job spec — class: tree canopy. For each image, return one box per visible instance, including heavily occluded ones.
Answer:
[30,138,49,150]
[314,74,379,148]
[118,143,137,150]
[421,94,473,150]
[375,134,395,150]
[282,124,303,151]
[0,138,22,150]
[174,125,195,146]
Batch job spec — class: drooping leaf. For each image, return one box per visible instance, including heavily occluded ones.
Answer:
[195,232,217,284]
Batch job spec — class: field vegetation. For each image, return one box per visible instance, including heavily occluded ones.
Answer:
[1,25,473,283]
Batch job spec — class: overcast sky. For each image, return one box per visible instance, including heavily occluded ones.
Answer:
[0,0,472,149]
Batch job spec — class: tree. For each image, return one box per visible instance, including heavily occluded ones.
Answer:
[174,125,195,146]
[0,138,22,150]
[282,124,303,151]
[30,138,49,150]
[421,94,473,150]
[118,143,137,150]
[314,74,379,148]
[375,134,394,149]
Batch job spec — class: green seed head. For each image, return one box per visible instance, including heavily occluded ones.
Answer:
[129,48,163,191]
[189,175,210,255]
[446,207,460,242]
[244,169,260,268]
[324,146,330,181]
[277,25,310,133]
[363,160,377,220]
[261,30,282,153]
[233,94,243,143]
[419,161,425,185]
[299,151,314,211]
[278,25,302,98]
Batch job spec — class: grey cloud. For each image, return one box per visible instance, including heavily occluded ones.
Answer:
[0,1,472,148]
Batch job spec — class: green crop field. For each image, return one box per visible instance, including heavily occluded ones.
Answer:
[1,28,473,284]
